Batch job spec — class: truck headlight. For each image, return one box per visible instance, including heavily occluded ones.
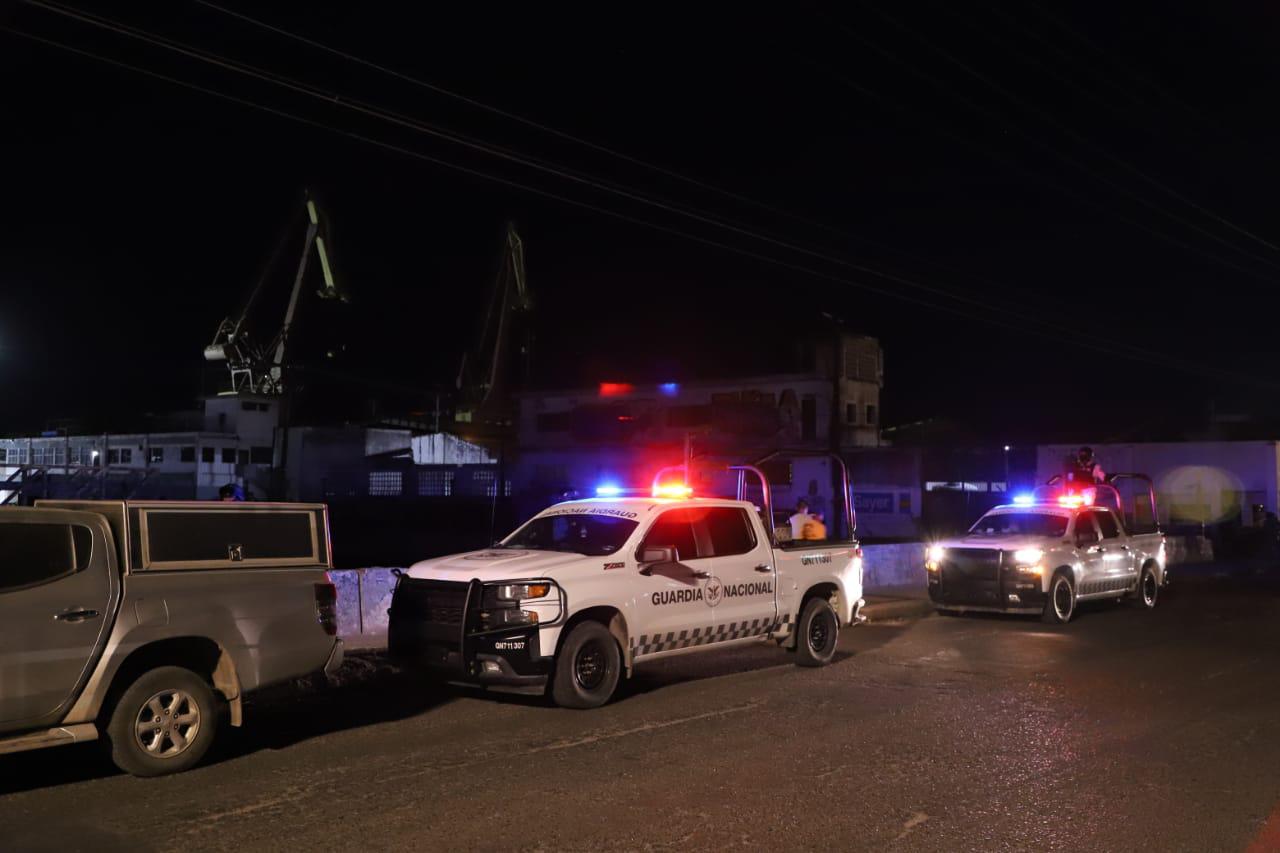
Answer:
[495,582,551,601]
[1013,548,1043,565]
[480,608,539,629]
[926,545,945,572]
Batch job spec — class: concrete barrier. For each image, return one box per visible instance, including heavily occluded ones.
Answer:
[332,568,398,643]
[861,542,927,592]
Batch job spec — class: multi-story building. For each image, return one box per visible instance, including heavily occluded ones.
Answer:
[508,332,884,523]
[0,396,280,503]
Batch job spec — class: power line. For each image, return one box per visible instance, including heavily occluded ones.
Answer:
[192,0,864,245]
[23,0,1127,340]
[6,21,1276,391]
[196,0,1021,291]
[33,0,1268,380]
[817,8,1280,286]
[863,3,1280,270]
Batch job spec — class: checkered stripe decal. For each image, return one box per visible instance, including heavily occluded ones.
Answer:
[631,612,794,657]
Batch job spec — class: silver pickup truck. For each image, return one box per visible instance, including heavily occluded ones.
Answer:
[0,500,343,776]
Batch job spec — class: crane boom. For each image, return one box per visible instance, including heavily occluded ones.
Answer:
[205,190,346,396]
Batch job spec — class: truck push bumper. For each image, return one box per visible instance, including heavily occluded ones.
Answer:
[851,597,867,625]
[927,551,1047,614]
[388,577,552,694]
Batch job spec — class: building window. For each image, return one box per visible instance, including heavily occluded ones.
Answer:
[536,412,572,432]
[801,397,817,441]
[250,446,273,465]
[238,450,250,466]
[474,470,500,497]
[180,446,195,463]
[866,404,877,426]
[201,447,215,463]
[32,445,65,466]
[108,448,133,465]
[846,403,858,425]
[667,405,712,428]
[418,470,454,497]
[221,448,236,464]
[0,448,6,463]
[369,471,402,497]
[149,447,164,464]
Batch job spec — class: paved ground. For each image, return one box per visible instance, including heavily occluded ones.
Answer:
[2,565,1279,852]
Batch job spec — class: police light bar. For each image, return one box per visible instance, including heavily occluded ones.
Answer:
[595,485,624,497]
[1058,494,1086,508]
[1012,493,1035,506]
[652,483,693,499]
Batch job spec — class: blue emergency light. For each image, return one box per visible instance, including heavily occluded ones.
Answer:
[595,484,624,497]
[1012,493,1035,505]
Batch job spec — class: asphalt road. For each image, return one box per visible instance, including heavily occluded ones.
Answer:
[3,566,1279,852]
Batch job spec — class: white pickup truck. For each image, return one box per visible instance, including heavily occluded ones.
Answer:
[926,475,1167,624]
[389,458,865,708]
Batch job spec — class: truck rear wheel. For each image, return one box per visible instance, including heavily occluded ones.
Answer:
[796,597,839,667]
[552,621,621,709]
[1132,564,1159,609]
[1042,570,1076,625]
[105,666,221,777]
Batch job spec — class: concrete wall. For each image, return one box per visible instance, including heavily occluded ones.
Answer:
[330,534,1218,642]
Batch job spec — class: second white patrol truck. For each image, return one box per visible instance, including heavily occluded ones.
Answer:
[388,458,864,708]
[926,475,1167,624]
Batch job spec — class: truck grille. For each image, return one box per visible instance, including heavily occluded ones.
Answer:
[941,548,1001,581]
[391,578,468,625]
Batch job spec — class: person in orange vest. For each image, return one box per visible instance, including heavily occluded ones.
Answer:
[801,511,827,540]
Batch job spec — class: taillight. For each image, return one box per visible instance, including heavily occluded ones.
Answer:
[315,582,338,636]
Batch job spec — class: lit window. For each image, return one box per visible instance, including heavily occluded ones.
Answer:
[149,447,164,464]
[418,470,454,497]
[369,471,403,497]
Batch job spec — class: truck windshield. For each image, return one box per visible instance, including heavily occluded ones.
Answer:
[501,514,639,556]
[969,513,1069,538]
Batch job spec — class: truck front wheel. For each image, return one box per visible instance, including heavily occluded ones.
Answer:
[552,621,621,709]
[105,666,221,777]
[1042,570,1076,625]
[795,597,839,667]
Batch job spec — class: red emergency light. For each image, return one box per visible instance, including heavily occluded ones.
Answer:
[599,382,634,397]
[652,483,693,499]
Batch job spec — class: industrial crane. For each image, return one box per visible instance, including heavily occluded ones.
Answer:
[204,190,346,396]
[454,222,533,428]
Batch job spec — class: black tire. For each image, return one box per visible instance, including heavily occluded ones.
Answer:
[796,596,839,667]
[105,666,221,777]
[1042,570,1076,625]
[552,621,621,709]
[1132,564,1159,609]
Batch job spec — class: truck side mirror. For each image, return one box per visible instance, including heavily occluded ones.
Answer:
[639,546,677,574]
[641,546,677,564]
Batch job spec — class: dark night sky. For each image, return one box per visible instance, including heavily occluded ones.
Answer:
[2,2,1279,440]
